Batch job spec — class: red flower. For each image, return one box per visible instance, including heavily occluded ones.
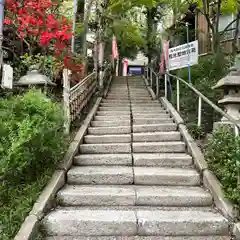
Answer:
[5,0,82,75]
[4,18,12,25]
[40,32,53,45]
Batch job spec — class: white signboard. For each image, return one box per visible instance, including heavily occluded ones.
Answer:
[168,40,198,71]
[2,64,13,89]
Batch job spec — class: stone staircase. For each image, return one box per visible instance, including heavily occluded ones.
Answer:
[43,76,230,239]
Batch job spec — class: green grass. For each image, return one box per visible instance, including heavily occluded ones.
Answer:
[0,168,55,240]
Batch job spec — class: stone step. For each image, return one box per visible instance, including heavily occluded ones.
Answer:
[88,126,131,135]
[107,94,129,97]
[131,104,162,107]
[132,113,169,118]
[102,100,130,103]
[106,97,130,100]
[94,116,130,121]
[100,103,131,107]
[46,206,219,211]
[57,185,212,207]
[132,110,167,114]
[133,118,172,125]
[131,107,165,111]
[131,100,154,103]
[74,154,132,166]
[135,186,212,206]
[129,92,149,94]
[129,90,148,93]
[98,107,130,111]
[97,111,130,116]
[80,143,131,154]
[130,98,153,100]
[91,120,130,127]
[136,210,228,236]
[67,166,133,185]
[42,209,137,236]
[129,89,148,92]
[133,124,177,133]
[133,142,185,153]
[130,92,149,94]
[84,134,131,144]
[129,95,150,98]
[133,132,181,142]
[45,236,231,240]
[133,153,192,166]
[134,167,200,186]
[128,94,151,100]
[57,185,135,206]
[42,209,228,236]
[129,83,145,85]
[106,96,129,99]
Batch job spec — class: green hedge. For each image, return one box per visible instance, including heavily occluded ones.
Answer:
[206,127,240,211]
[0,89,66,239]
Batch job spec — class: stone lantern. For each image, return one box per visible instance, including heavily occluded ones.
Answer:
[213,66,240,128]
[17,69,56,88]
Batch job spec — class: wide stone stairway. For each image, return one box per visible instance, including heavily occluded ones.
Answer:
[43,76,230,239]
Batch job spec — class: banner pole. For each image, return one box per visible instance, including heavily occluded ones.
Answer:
[186,22,191,84]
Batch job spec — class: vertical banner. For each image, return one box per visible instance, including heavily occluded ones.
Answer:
[112,35,119,76]
[112,35,119,60]
[159,40,169,74]
[159,51,165,74]
[163,40,169,71]
[123,59,128,76]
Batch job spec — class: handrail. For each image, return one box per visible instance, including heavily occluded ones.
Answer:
[70,72,96,92]
[144,66,240,136]
[167,72,240,130]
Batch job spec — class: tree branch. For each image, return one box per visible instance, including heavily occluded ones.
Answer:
[215,0,221,34]
[11,22,32,53]
[2,46,18,60]
[201,0,214,32]
[220,18,239,35]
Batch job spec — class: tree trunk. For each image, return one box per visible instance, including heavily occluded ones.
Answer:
[98,39,105,92]
[97,0,109,94]
[71,0,78,53]
[0,0,4,68]
[77,0,85,22]
[232,10,240,56]
[146,8,153,65]
[212,0,221,53]
[81,0,94,76]
[93,41,98,72]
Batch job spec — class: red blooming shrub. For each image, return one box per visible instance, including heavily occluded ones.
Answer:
[4,0,83,73]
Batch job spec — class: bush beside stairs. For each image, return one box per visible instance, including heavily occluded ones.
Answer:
[41,76,230,239]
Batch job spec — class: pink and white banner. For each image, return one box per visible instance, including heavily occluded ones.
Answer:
[112,35,119,60]
[159,40,169,73]
[123,59,128,76]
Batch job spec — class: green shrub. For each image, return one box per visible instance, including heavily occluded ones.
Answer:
[0,89,66,239]
[206,127,240,209]
[0,89,65,184]
[171,52,232,136]
[188,123,205,140]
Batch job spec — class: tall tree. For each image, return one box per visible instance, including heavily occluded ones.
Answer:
[188,0,240,52]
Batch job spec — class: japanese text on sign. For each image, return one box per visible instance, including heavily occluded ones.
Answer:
[168,40,198,71]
